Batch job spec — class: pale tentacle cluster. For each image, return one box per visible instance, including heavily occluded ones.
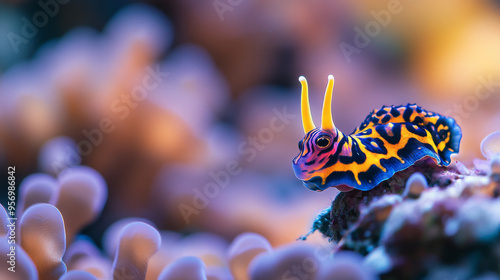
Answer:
[0,165,376,280]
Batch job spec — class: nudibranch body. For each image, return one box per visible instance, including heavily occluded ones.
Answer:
[292,75,462,192]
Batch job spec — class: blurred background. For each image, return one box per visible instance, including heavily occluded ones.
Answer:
[1,0,500,250]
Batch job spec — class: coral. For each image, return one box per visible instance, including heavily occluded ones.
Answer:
[20,203,67,280]
[5,134,498,280]
[310,134,500,279]
[317,251,376,280]
[0,205,38,280]
[60,270,98,280]
[38,136,80,176]
[0,238,37,280]
[102,218,156,260]
[0,204,10,236]
[54,167,108,246]
[228,233,272,280]
[17,174,58,217]
[319,158,447,242]
[112,222,161,279]
[0,175,378,279]
[157,256,206,280]
[2,1,500,279]
[482,131,500,159]
[248,243,318,280]
[1,162,381,280]
[336,194,402,255]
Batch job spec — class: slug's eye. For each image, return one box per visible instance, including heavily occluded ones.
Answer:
[315,135,331,148]
[298,140,304,151]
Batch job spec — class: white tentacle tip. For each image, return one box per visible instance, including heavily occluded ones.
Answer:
[328,75,334,81]
[298,76,306,82]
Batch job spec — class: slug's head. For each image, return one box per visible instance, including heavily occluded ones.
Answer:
[292,75,347,191]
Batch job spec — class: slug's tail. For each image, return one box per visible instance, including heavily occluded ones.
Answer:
[431,115,462,166]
